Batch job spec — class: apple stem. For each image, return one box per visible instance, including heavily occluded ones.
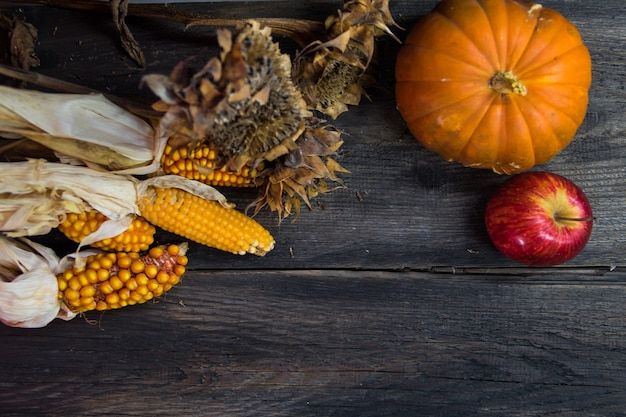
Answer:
[554,215,593,222]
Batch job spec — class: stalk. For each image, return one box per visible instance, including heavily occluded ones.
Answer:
[0,0,326,47]
[0,64,160,118]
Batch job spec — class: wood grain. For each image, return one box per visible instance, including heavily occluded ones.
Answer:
[1,1,626,416]
[2,269,626,416]
[8,0,622,270]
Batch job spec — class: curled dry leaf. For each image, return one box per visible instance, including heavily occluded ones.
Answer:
[0,13,39,71]
[292,0,401,119]
[111,0,146,68]
[250,118,350,220]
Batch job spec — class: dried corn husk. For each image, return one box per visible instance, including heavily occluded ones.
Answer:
[0,235,95,328]
[0,159,140,239]
[136,174,230,206]
[0,86,167,174]
[1,159,229,246]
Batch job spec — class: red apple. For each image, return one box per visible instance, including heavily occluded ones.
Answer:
[485,171,593,266]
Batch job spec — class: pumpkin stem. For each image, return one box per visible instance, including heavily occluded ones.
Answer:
[489,71,527,96]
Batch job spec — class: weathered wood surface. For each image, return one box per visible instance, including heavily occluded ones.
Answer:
[1,1,626,416]
[3,269,626,416]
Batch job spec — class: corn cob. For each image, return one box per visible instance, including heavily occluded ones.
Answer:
[57,243,188,313]
[160,141,263,188]
[137,187,275,256]
[58,211,156,252]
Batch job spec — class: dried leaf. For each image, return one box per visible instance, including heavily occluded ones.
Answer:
[292,0,401,118]
[0,14,39,71]
[111,0,146,68]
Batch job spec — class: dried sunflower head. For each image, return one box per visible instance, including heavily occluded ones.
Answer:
[249,118,349,221]
[143,20,351,220]
[142,20,311,172]
[292,0,401,119]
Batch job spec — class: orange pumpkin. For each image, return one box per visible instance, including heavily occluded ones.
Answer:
[395,0,592,174]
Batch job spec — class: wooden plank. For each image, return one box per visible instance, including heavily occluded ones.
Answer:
[1,2,626,415]
[1,268,626,416]
[0,0,622,270]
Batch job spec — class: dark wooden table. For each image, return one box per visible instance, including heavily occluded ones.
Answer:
[1,1,626,416]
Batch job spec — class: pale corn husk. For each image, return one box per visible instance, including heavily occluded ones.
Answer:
[136,175,232,209]
[0,160,230,259]
[0,159,140,239]
[0,235,98,328]
[0,86,167,174]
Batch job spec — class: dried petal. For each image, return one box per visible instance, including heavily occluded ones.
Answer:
[249,120,348,220]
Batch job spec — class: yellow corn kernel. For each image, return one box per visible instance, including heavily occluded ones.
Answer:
[58,211,156,253]
[156,270,170,284]
[160,139,263,188]
[137,187,275,256]
[109,276,124,291]
[136,273,149,287]
[147,279,160,292]
[99,281,114,295]
[96,269,110,282]
[57,243,188,313]
[85,269,98,284]
[125,277,138,291]
[64,288,80,302]
[130,260,145,274]
[144,264,158,279]
[80,286,96,298]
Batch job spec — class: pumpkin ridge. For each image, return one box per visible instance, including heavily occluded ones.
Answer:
[502,94,535,172]
[501,2,543,72]
[456,95,500,164]
[515,92,570,163]
[515,44,591,83]
[398,80,490,122]
[402,45,493,78]
[512,13,572,76]
[434,9,498,70]
[525,86,584,129]
[432,90,498,160]
[477,0,507,70]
